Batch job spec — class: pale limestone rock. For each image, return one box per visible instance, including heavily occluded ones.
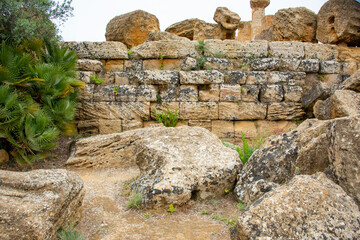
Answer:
[78,84,94,101]
[131,40,198,59]
[313,98,332,120]
[273,7,317,43]
[179,70,224,84]
[188,120,212,131]
[250,0,270,40]
[198,84,220,101]
[237,21,252,42]
[232,173,360,240]
[212,120,235,138]
[283,85,303,102]
[260,85,284,103]
[106,10,160,48]
[115,85,137,102]
[301,82,332,110]
[303,43,338,61]
[204,58,237,71]
[204,40,268,58]
[137,85,157,102]
[78,71,93,84]
[255,120,297,137]
[248,58,280,71]
[0,169,84,240]
[234,121,258,139]
[330,90,360,118]
[297,59,319,72]
[150,102,180,119]
[134,70,179,85]
[340,69,360,92]
[165,18,206,40]
[98,119,122,135]
[269,41,305,59]
[316,0,360,46]
[213,7,240,30]
[220,84,241,102]
[76,59,102,72]
[320,61,341,74]
[158,84,178,102]
[93,85,116,102]
[179,102,218,120]
[241,85,260,102]
[224,71,248,84]
[342,62,358,75]
[180,57,197,71]
[64,41,128,59]
[219,102,267,120]
[122,119,143,131]
[178,85,198,102]
[250,0,270,9]
[267,103,305,120]
[145,31,190,42]
[247,71,267,85]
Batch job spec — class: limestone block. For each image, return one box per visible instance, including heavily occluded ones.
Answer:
[198,84,220,101]
[241,85,260,102]
[64,41,128,59]
[165,18,206,40]
[180,57,197,71]
[268,72,306,85]
[260,85,284,103]
[304,43,338,61]
[212,120,235,138]
[179,70,224,84]
[250,0,270,9]
[76,120,99,135]
[339,69,360,92]
[342,62,358,75]
[158,84,178,102]
[93,85,116,102]
[104,60,124,72]
[298,59,320,73]
[135,70,179,84]
[143,59,182,70]
[321,74,343,89]
[76,59,102,72]
[249,58,280,71]
[178,85,198,102]
[234,121,258,139]
[220,84,241,102]
[122,119,143,131]
[114,72,131,85]
[150,102,180,119]
[213,7,240,30]
[338,46,360,62]
[237,21,252,42]
[180,102,218,120]
[124,60,143,72]
[279,59,301,72]
[313,98,332,120]
[320,61,341,74]
[204,58,236,71]
[204,40,268,58]
[219,102,267,120]
[79,71,93,84]
[98,119,122,134]
[247,71,267,85]
[188,120,212,131]
[267,103,305,120]
[255,120,297,137]
[301,82,332,110]
[224,71,248,84]
[269,41,305,59]
[97,72,115,84]
[131,40,198,59]
[145,31,190,42]
[78,84,94,101]
[114,85,137,102]
[137,85,157,102]
[330,90,360,118]
[283,85,303,102]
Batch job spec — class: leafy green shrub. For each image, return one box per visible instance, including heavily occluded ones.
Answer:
[0,40,84,165]
[153,107,178,127]
[57,225,84,240]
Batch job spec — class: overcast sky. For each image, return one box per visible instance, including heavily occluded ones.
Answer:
[58,0,329,42]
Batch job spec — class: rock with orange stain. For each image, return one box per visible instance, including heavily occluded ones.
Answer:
[106,10,160,48]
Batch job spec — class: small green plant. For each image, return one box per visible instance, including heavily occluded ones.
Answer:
[241,87,246,94]
[156,94,162,104]
[160,53,164,70]
[236,202,245,210]
[122,177,138,196]
[57,225,84,240]
[90,74,104,85]
[126,192,143,209]
[224,188,231,194]
[211,214,236,228]
[214,51,226,58]
[144,212,152,219]
[153,107,178,127]
[200,209,210,215]
[114,85,119,95]
[127,48,134,57]
[295,166,300,175]
[211,199,220,205]
[196,57,206,70]
[168,204,175,213]
[196,40,206,55]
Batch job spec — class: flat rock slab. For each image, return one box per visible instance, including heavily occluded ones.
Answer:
[0,169,84,240]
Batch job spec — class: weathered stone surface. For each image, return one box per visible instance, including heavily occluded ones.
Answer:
[124,60,143,72]
[269,41,305,59]
[77,120,99,135]
[297,59,319,72]
[180,102,218,120]
[220,84,241,102]
[241,85,260,102]
[131,40,198,59]
[150,102,179,119]
[65,41,128,59]
[158,84,178,102]
[78,71,93,84]
[268,103,305,120]
[188,120,212,131]
[165,18,206,40]
[316,0,360,46]
[250,0,270,9]
[213,7,240,30]
[76,59,102,72]
[255,120,297,137]
[180,57,197,71]
[250,0,270,39]
[204,40,268,58]
[330,90,360,118]
[232,173,360,240]
[279,58,301,72]
[93,85,116,102]
[0,169,84,240]
[234,121,257,139]
[249,58,280,71]
[198,84,220,101]
[114,72,131,85]
[105,10,160,48]
[342,62,358,75]
[178,85,198,102]
[143,59,182,71]
[145,31,190,42]
[212,120,235,138]
[247,71,267,85]
[0,149,9,165]
[283,85,303,102]
[219,102,267,120]
[254,26,273,41]
[122,119,143,131]
[301,82,332,109]
[340,69,360,92]
[78,84,94,101]
[327,115,360,205]
[98,119,122,134]
[224,71,248,84]
[137,85,157,102]
[204,58,236,71]
[269,71,306,86]
[237,21,252,42]
[135,70,179,84]
[114,85,137,102]
[179,70,224,84]
[304,43,338,61]
[338,45,360,62]
[320,61,341,74]
[273,7,317,42]
[260,85,284,103]
[313,98,332,120]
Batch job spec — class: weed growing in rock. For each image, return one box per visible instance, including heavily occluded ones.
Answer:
[214,51,226,58]
[144,212,152,219]
[160,53,164,70]
[196,57,206,70]
[224,188,231,194]
[122,177,138,196]
[200,209,210,215]
[113,85,119,95]
[153,107,178,127]
[126,192,143,209]
[57,224,84,240]
[211,199,220,205]
[211,214,236,228]
[90,74,104,85]
[196,40,207,55]
[236,202,245,210]
[168,204,175,213]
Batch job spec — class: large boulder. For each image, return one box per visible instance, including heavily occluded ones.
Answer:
[340,69,360,92]
[330,90,360,118]
[145,31,190,42]
[231,173,360,240]
[67,126,241,207]
[0,169,84,240]
[213,7,241,30]
[105,10,160,48]
[273,7,317,42]
[316,0,360,46]
[165,18,206,40]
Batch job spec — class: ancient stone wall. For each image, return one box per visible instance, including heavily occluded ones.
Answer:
[66,40,360,144]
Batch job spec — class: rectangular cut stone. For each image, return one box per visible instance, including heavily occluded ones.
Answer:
[269,72,306,86]
[79,71,94,84]
[143,59,183,70]
[298,59,320,73]
[96,72,115,85]
[204,58,236,71]
[320,61,341,74]
[241,85,260,102]
[98,119,122,134]
[150,102,180,119]
[247,71,267,85]
[269,41,305,59]
[179,70,224,84]
[78,102,150,120]
[93,85,116,102]
[114,72,131,85]
[78,84,94,101]
[180,102,218,120]
[124,60,143,72]
[249,58,280,71]
[135,70,179,84]
[131,40,198,59]
[104,60,124,72]
[220,84,241,102]
[212,120,234,138]
[224,71,248,84]
[64,41,128,59]
[199,84,220,101]
[260,85,284,103]
[204,40,268,58]
[219,102,267,120]
[283,85,303,102]
[158,84,178,102]
[342,62,358,75]
[178,85,198,102]
[255,120,297,137]
[76,120,99,135]
[267,103,305,120]
[115,85,137,102]
[338,46,360,62]
[76,59,102,72]
[122,119,143,131]
[279,59,301,72]
[188,120,212,131]
[137,85,157,102]
[304,43,338,61]
[234,121,258,139]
